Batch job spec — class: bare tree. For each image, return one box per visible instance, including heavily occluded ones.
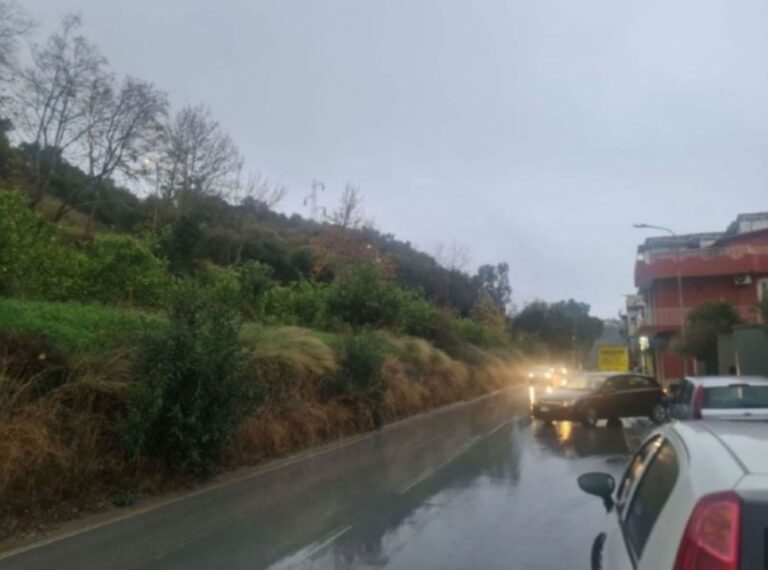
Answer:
[55,75,167,224]
[237,171,287,210]
[11,15,107,204]
[0,0,33,80]
[435,240,472,272]
[159,104,242,208]
[327,184,367,230]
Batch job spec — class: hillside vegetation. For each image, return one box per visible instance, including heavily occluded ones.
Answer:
[0,7,602,538]
[0,188,523,537]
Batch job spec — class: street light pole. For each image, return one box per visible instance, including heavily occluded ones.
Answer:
[633,223,688,375]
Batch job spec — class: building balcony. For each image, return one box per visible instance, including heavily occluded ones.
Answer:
[637,305,763,334]
[635,245,768,287]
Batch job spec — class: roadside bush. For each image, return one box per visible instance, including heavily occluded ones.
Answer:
[326,263,403,330]
[121,284,256,476]
[332,333,386,427]
[79,234,170,307]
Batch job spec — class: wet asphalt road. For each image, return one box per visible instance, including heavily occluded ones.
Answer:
[0,388,652,570]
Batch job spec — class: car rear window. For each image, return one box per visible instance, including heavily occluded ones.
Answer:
[704,385,768,409]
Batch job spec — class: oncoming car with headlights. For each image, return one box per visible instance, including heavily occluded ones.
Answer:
[527,365,568,400]
[531,372,666,427]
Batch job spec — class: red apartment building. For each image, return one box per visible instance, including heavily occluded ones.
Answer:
[633,213,768,380]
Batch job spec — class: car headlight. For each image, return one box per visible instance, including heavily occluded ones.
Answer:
[545,386,554,394]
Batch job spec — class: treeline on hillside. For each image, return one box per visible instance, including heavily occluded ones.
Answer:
[0,9,506,317]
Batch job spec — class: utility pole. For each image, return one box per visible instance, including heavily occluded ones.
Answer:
[633,223,688,375]
[303,180,325,222]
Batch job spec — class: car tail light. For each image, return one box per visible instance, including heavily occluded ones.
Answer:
[673,492,741,570]
[692,385,705,419]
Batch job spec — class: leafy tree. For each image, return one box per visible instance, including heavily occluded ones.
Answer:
[514,299,603,358]
[677,301,742,372]
[475,262,512,314]
[470,293,506,331]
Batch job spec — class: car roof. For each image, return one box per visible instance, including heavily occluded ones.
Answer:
[576,371,650,379]
[684,375,768,387]
[674,420,768,475]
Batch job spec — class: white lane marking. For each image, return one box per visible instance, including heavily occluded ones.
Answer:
[268,525,353,569]
[396,418,513,494]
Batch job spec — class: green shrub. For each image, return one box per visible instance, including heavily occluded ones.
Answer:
[122,284,256,476]
[332,333,386,427]
[326,263,403,330]
[399,291,439,337]
[258,281,329,327]
[237,261,275,315]
[456,318,508,348]
[0,190,84,300]
[196,263,242,310]
[79,234,170,307]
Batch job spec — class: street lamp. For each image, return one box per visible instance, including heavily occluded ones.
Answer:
[633,223,687,375]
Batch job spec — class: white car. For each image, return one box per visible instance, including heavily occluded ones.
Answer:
[669,375,768,420]
[578,420,768,569]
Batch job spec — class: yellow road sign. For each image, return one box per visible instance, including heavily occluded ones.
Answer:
[598,346,629,372]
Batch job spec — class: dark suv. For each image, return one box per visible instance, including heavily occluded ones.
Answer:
[531,372,666,427]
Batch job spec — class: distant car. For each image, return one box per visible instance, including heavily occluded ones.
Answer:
[527,365,558,401]
[668,375,768,421]
[578,420,768,569]
[531,372,666,427]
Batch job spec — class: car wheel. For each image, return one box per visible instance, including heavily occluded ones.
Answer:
[650,403,667,425]
[581,407,598,428]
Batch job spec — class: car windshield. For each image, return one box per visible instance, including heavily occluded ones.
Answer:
[704,385,768,409]
[565,374,605,391]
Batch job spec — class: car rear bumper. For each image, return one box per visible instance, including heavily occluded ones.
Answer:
[531,404,576,421]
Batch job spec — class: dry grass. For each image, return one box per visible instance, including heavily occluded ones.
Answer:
[241,326,338,405]
[234,400,360,462]
[0,324,524,540]
[0,350,135,538]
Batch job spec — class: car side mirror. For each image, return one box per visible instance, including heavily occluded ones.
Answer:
[577,472,615,512]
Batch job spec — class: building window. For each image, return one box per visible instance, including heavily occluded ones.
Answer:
[758,278,768,303]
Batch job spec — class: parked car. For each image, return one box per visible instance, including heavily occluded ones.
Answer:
[531,372,666,427]
[668,375,768,420]
[578,420,768,570]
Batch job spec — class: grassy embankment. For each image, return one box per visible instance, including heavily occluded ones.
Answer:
[0,297,521,539]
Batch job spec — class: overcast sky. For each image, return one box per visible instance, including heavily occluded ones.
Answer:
[24,0,768,317]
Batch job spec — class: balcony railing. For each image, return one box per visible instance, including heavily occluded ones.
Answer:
[638,305,763,330]
[636,244,768,285]
[643,244,768,264]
